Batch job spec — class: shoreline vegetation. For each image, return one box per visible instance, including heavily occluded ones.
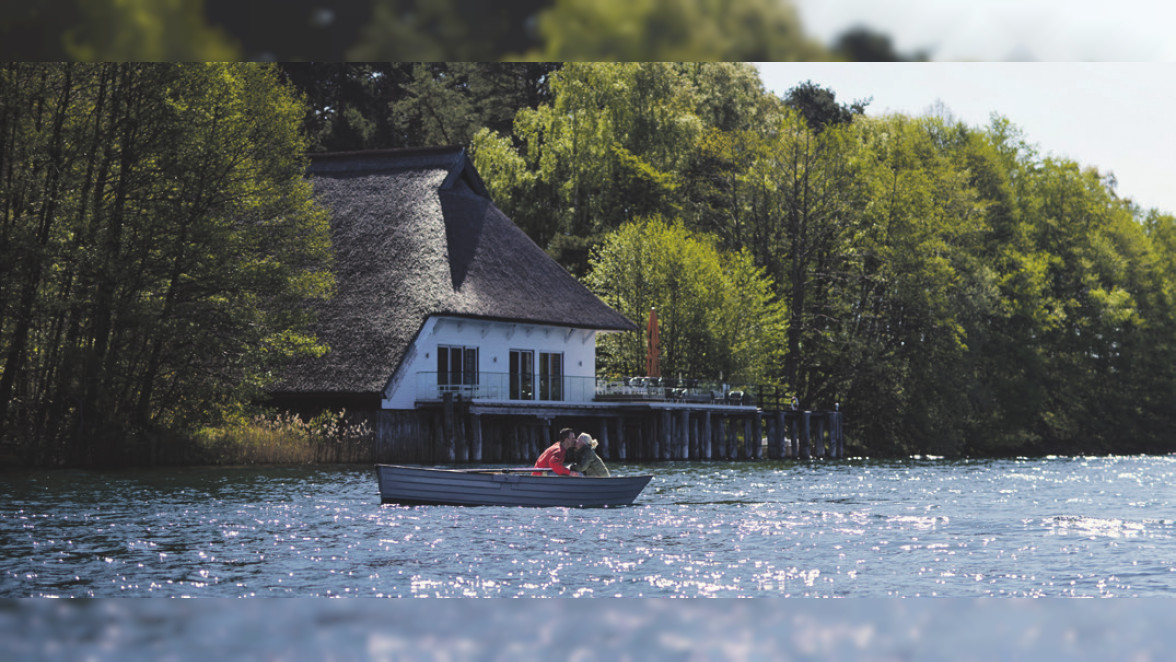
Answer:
[1,409,376,470]
[4,62,1176,467]
[192,410,376,466]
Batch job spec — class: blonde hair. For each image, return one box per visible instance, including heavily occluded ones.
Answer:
[577,432,599,449]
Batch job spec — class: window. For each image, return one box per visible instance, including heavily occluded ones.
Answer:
[509,350,534,400]
[437,345,478,394]
[538,352,563,401]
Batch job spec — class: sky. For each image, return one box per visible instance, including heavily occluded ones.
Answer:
[791,0,1176,61]
[756,62,1176,215]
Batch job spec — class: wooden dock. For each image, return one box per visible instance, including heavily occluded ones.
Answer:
[375,393,845,464]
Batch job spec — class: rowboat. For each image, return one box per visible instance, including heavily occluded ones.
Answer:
[375,464,654,507]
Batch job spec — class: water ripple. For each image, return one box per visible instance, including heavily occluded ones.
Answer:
[2,457,1175,597]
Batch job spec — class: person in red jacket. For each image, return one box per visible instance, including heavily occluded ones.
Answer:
[533,427,582,476]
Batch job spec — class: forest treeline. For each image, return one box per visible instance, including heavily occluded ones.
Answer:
[3,62,1175,463]
[281,62,1176,457]
[0,0,922,62]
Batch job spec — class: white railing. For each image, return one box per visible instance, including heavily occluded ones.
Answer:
[415,372,597,403]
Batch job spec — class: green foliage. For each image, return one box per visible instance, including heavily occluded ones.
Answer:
[349,0,830,61]
[2,0,837,62]
[528,0,827,60]
[473,62,767,274]
[349,0,547,60]
[785,80,869,133]
[7,60,1176,461]
[281,62,560,153]
[0,63,332,465]
[476,62,1176,457]
[586,218,787,385]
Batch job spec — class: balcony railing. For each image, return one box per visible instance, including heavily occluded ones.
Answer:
[595,377,758,405]
[415,372,760,406]
[416,371,596,402]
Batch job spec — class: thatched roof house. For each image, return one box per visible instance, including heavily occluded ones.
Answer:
[271,147,637,412]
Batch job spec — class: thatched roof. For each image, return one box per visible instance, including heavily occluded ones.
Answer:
[272,146,637,398]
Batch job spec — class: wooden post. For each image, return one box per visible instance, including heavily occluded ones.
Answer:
[834,412,844,458]
[827,413,837,459]
[800,411,811,460]
[839,412,845,458]
[442,392,456,462]
[669,410,678,460]
[668,409,677,460]
[791,415,800,459]
[702,410,712,460]
[815,415,826,458]
[664,410,675,460]
[646,415,655,461]
[660,409,672,460]
[763,415,775,460]
[678,410,691,459]
[726,416,738,460]
[634,418,644,461]
[773,411,786,459]
[483,418,496,463]
[782,412,790,461]
[711,416,720,460]
[599,419,611,461]
[646,416,654,461]
[455,396,469,463]
[741,417,752,460]
[667,410,677,460]
[540,420,551,460]
[711,418,722,460]
[735,416,745,460]
[617,417,627,461]
[470,413,483,462]
[752,413,763,460]
[690,413,699,459]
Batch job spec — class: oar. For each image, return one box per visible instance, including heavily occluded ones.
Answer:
[452,467,554,473]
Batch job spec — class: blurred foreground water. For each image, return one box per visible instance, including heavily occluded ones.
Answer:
[2,598,1173,661]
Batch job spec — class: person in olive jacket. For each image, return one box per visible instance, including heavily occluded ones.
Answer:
[568,433,610,477]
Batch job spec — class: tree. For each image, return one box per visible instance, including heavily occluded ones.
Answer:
[832,26,930,62]
[585,218,786,385]
[841,114,991,454]
[280,62,560,152]
[475,63,768,275]
[0,63,333,465]
[784,80,869,134]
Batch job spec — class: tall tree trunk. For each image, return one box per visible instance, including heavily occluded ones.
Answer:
[0,64,74,434]
[79,64,139,457]
[42,65,113,443]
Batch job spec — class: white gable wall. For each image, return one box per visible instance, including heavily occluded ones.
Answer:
[382,315,599,410]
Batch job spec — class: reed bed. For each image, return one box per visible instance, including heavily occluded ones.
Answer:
[195,409,376,465]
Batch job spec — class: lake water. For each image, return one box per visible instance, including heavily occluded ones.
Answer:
[3,455,1173,599]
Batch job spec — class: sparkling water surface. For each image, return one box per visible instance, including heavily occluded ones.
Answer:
[2,456,1174,598]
